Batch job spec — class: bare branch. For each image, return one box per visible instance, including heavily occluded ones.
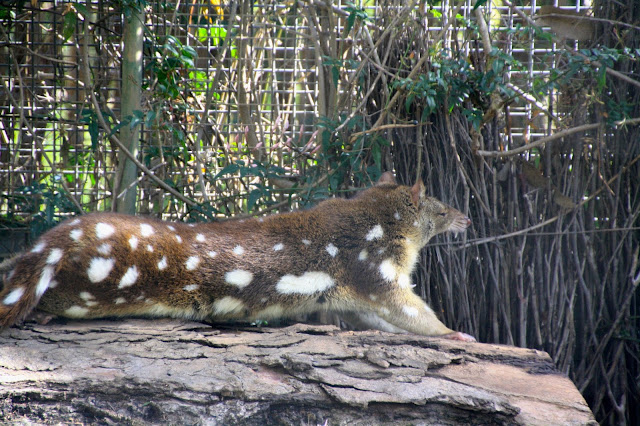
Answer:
[476,123,601,157]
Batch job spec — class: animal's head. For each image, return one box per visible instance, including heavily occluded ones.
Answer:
[410,180,471,246]
[373,172,471,247]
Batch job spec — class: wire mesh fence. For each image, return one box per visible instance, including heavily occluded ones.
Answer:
[1,0,593,221]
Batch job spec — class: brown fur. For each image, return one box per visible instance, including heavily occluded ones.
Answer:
[0,173,475,341]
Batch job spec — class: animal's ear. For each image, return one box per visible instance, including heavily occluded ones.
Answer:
[377,172,396,186]
[411,181,426,205]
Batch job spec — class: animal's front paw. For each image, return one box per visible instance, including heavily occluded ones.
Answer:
[441,331,476,342]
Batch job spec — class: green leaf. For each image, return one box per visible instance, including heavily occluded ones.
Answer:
[80,109,100,151]
[426,96,436,112]
[210,26,228,45]
[371,141,381,166]
[597,66,607,91]
[345,13,356,34]
[182,45,197,59]
[130,110,145,129]
[197,27,209,43]
[63,11,77,42]
[331,66,340,89]
[421,107,430,122]
[180,55,194,68]
[247,188,263,212]
[145,109,157,127]
[405,93,415,112]
[473,0,488,11]
[214,163,240,179]
[73,3,88,16]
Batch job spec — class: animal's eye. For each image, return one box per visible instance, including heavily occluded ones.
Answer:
[438,212,446,217]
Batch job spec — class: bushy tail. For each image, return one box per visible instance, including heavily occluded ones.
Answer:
[0,253,22,282]
[0,253,43,330]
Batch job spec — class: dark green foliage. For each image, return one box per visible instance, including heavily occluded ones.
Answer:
[3,183,80,239]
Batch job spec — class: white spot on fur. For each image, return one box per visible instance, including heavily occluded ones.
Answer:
[233,246,245,255]
[358,250,368,261]
[65,305,89,317]
[143,302,196,318]
[379,306,391,316]
[394,211,401,220]
[46,248,63,265]
[70,229,83,241]
[379,259,397,282]
[276,272,336,295]
[157,256,168,270]
[2,287,24,305]
[118,266,139,289]
[213,296,245,316]
[114,297,126,305]
[397,274,412,288]
[31,242,46,253]
[146,245,154,252]
[302,239,311,245]
[140,224,154,237]
[403,306,419,317]
[97,243,112,256]
[95,222,116,239]
[413,220,419,227]
[35,266,55,297]
[369,294,378,301]
[167,225,176,232]
[185,256,200,271]
[79,291,94,302]
[188,224,195,227]
[273,243,284,251]
[183,284,199,292]
[68,218,81,226]
[254,304,284,319]
[208,251,217,258]
[49,280,58,289]
[225,270,253,288]
[87,257,115,283]
[377,248,386,254]
[365,225,384,241]
[175,235,183,243]
[129,236,139,250]
[196,234,206,243]
[325,243,339,257]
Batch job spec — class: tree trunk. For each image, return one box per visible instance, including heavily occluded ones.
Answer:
[115,7,144,214]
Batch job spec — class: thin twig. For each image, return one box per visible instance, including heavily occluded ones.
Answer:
[349,122,422,141]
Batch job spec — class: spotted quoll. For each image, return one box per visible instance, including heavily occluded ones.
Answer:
[0,173,475,341]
